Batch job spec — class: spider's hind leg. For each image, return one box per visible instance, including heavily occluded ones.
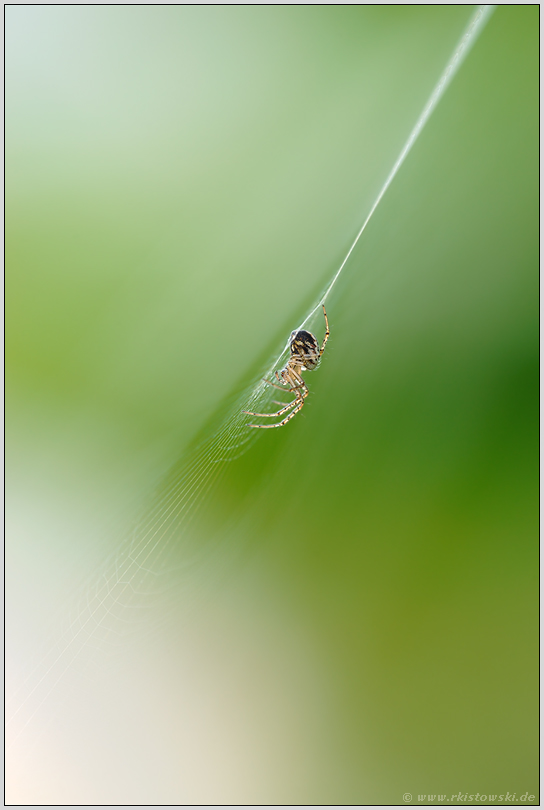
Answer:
[248,394,306,428]
[243,396,300,420]
[263,378,289,392]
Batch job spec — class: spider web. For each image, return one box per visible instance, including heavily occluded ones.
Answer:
[6,4,495,754]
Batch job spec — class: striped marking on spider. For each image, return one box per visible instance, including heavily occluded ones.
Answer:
[243,305,330,428]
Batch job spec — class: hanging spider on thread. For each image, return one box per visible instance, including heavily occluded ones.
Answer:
[244,304,330,428]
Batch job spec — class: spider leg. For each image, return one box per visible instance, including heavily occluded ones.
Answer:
[246,378,309,427]
[243,397,299,419]
[244,380,307,416]
[263,378,289,392]
[319,304,330,358]
[248,394,306,428]
[263,377,305,393]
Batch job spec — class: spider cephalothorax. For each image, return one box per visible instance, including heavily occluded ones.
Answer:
[243,304,330,428]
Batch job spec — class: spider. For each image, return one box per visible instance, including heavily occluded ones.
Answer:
[244,304,330,428]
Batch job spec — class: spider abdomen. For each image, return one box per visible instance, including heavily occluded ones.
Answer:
[290,330,320,369]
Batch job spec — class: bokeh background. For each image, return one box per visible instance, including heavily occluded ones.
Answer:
[6,5,538,805]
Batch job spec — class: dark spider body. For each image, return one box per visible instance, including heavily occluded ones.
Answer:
[289,330,321,369]
[243,305,330,428]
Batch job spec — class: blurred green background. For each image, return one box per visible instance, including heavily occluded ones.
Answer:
[6,5,538,805]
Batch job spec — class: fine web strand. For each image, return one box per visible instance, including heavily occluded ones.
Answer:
[7,6,495,747]
[298,4,496,334]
